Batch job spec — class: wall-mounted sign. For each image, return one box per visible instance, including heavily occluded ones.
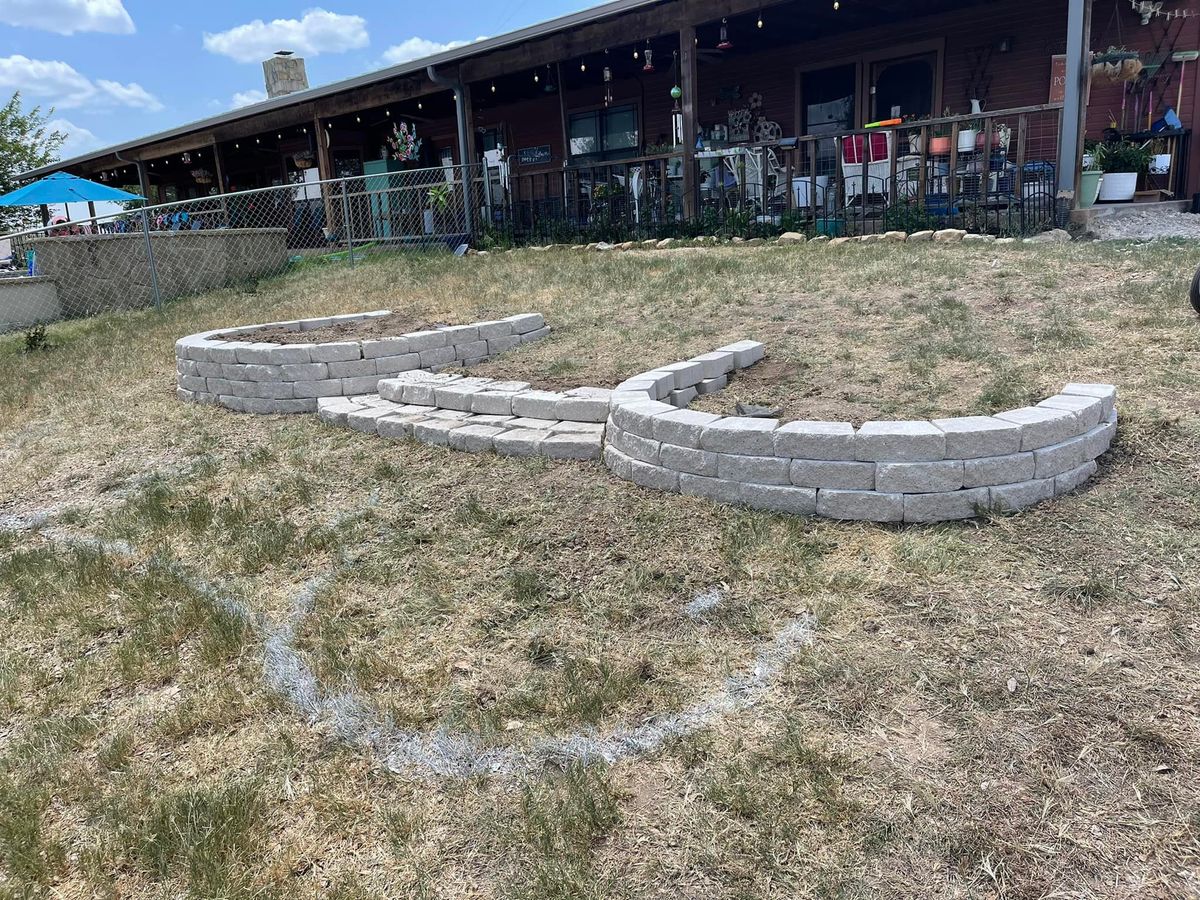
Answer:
[517,145,552,166]
[1049,54,1067,104]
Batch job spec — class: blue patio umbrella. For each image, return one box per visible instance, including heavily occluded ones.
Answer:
[0,171,143,207]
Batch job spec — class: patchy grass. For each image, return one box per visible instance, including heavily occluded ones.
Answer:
[0,240,1198,897]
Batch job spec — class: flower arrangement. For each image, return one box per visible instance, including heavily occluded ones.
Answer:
[388,122,422,162]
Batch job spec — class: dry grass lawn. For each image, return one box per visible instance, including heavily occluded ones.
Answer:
[0,239,1198,899]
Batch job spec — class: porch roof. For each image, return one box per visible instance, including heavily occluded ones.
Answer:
[20,0,1001,181]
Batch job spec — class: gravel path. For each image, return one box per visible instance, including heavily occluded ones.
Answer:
[1092,208,1200,241]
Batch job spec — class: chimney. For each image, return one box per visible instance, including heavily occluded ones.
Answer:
[263,50,309,99]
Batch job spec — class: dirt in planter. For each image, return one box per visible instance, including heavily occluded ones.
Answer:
[220,313,450,345]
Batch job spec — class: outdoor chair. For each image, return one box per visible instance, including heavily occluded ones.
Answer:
[840,132,892,207]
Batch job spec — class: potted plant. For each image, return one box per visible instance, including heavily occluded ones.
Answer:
[1078,153,1103,209]
[424,182,454,234]
[1095,141,1152,202]
[958,117,980,153]
[929,120,952,156]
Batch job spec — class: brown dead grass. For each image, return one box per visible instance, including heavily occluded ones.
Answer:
[0,240,1198,899]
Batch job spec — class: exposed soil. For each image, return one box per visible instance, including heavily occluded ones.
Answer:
[221,313,447,345]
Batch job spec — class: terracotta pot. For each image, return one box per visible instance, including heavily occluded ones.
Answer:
[929,136,951,155]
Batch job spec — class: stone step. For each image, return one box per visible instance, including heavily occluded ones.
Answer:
[317,394,604,460]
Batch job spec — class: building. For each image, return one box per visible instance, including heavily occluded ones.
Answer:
[18,0,1198,242]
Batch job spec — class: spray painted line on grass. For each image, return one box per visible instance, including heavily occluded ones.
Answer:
[5,506,817,779]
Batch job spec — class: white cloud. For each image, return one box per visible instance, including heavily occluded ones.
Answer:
[230,89,268,108]
[0,55,163,111]
[47,117,102,158]
[203,9,368,63]
[380,35,487,66]
[0,0,134,35]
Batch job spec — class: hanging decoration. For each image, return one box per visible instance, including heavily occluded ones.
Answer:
[1129,0,1195,23]
[190,168,214,184]
[387,122,422,162]
[543,64,557,93]
[670,51,684,147]
[603,65,613,106]
[717,17,733,51]
[643,40,655,73]
[291,151,316,169]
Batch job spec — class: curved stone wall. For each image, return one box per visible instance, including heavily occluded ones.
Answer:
[174,310,549,414]
[603,380,1116,523]
[180,313,1115,522]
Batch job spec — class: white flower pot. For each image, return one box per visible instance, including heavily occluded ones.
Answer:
[957,129,978,153]
[1097,171,1138,202]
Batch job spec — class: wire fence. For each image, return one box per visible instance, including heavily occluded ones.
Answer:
[0,164,488,333]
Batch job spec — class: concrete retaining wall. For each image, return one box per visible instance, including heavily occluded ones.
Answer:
[175,310,549,414]
[0,277,61,332]
[27,228,288,316]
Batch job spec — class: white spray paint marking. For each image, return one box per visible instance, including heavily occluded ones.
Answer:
[684,585,725,620]
[3,503,817,779]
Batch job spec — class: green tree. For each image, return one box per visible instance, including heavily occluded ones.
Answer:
[0,92,66,232]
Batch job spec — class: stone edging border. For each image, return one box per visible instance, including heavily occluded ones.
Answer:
[174,310,549,414]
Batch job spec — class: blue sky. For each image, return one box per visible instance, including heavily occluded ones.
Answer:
[2,1,588,161]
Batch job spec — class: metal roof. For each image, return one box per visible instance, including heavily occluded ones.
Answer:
[21,0,670,180]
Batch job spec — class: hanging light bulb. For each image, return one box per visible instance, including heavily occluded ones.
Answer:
[386,109,391,117]
[633,48,639,59]
[757,9,764,28]
[833,0,839,8]
[643,40,655,73]
[356,115,361,122]
[417,101,423,109]
[717,17,732,51]
[534,71,540,83]
[580,60,586,72]
[490,81,496,93]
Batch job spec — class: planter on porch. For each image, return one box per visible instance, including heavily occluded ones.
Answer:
[1097,171,1137,202]
[1078,171,1103,208]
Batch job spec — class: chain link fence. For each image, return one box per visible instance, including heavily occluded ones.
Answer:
[0,163,488,333]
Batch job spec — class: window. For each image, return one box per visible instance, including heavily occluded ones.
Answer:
[569,105,638,162]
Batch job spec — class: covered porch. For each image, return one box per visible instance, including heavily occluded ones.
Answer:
[64,0,1177,244]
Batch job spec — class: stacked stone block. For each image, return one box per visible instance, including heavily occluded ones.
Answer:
[175,310,549,414]
[603,380,1117,523]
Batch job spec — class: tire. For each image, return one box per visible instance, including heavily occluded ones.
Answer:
[1191,265,1200,315]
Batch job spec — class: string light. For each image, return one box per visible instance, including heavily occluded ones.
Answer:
[534,71,540,83]
[834,0,839,9]
[418,101,423,109]
[490,81,496,93]
[757,9,764,27]
[356,115,361,122]
[580,60,586,72]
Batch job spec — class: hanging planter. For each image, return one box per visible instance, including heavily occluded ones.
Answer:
[292,151,316,169]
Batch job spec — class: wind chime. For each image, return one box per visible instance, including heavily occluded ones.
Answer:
[603,49,613,106]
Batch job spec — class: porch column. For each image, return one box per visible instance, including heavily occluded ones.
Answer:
[1057,0,1092,202]
[313,115,338,243]
[211,140,230,226]
[680,24,698,219]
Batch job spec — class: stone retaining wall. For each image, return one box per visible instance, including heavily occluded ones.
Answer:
[603,377,1116,523]
[175,310,549,414]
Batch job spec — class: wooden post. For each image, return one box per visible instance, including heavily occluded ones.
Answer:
[557,61,570,217]
[313,115,337,241]
[680,25,698,220]
[1057,0,1092,203]
[211,140,229,225]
